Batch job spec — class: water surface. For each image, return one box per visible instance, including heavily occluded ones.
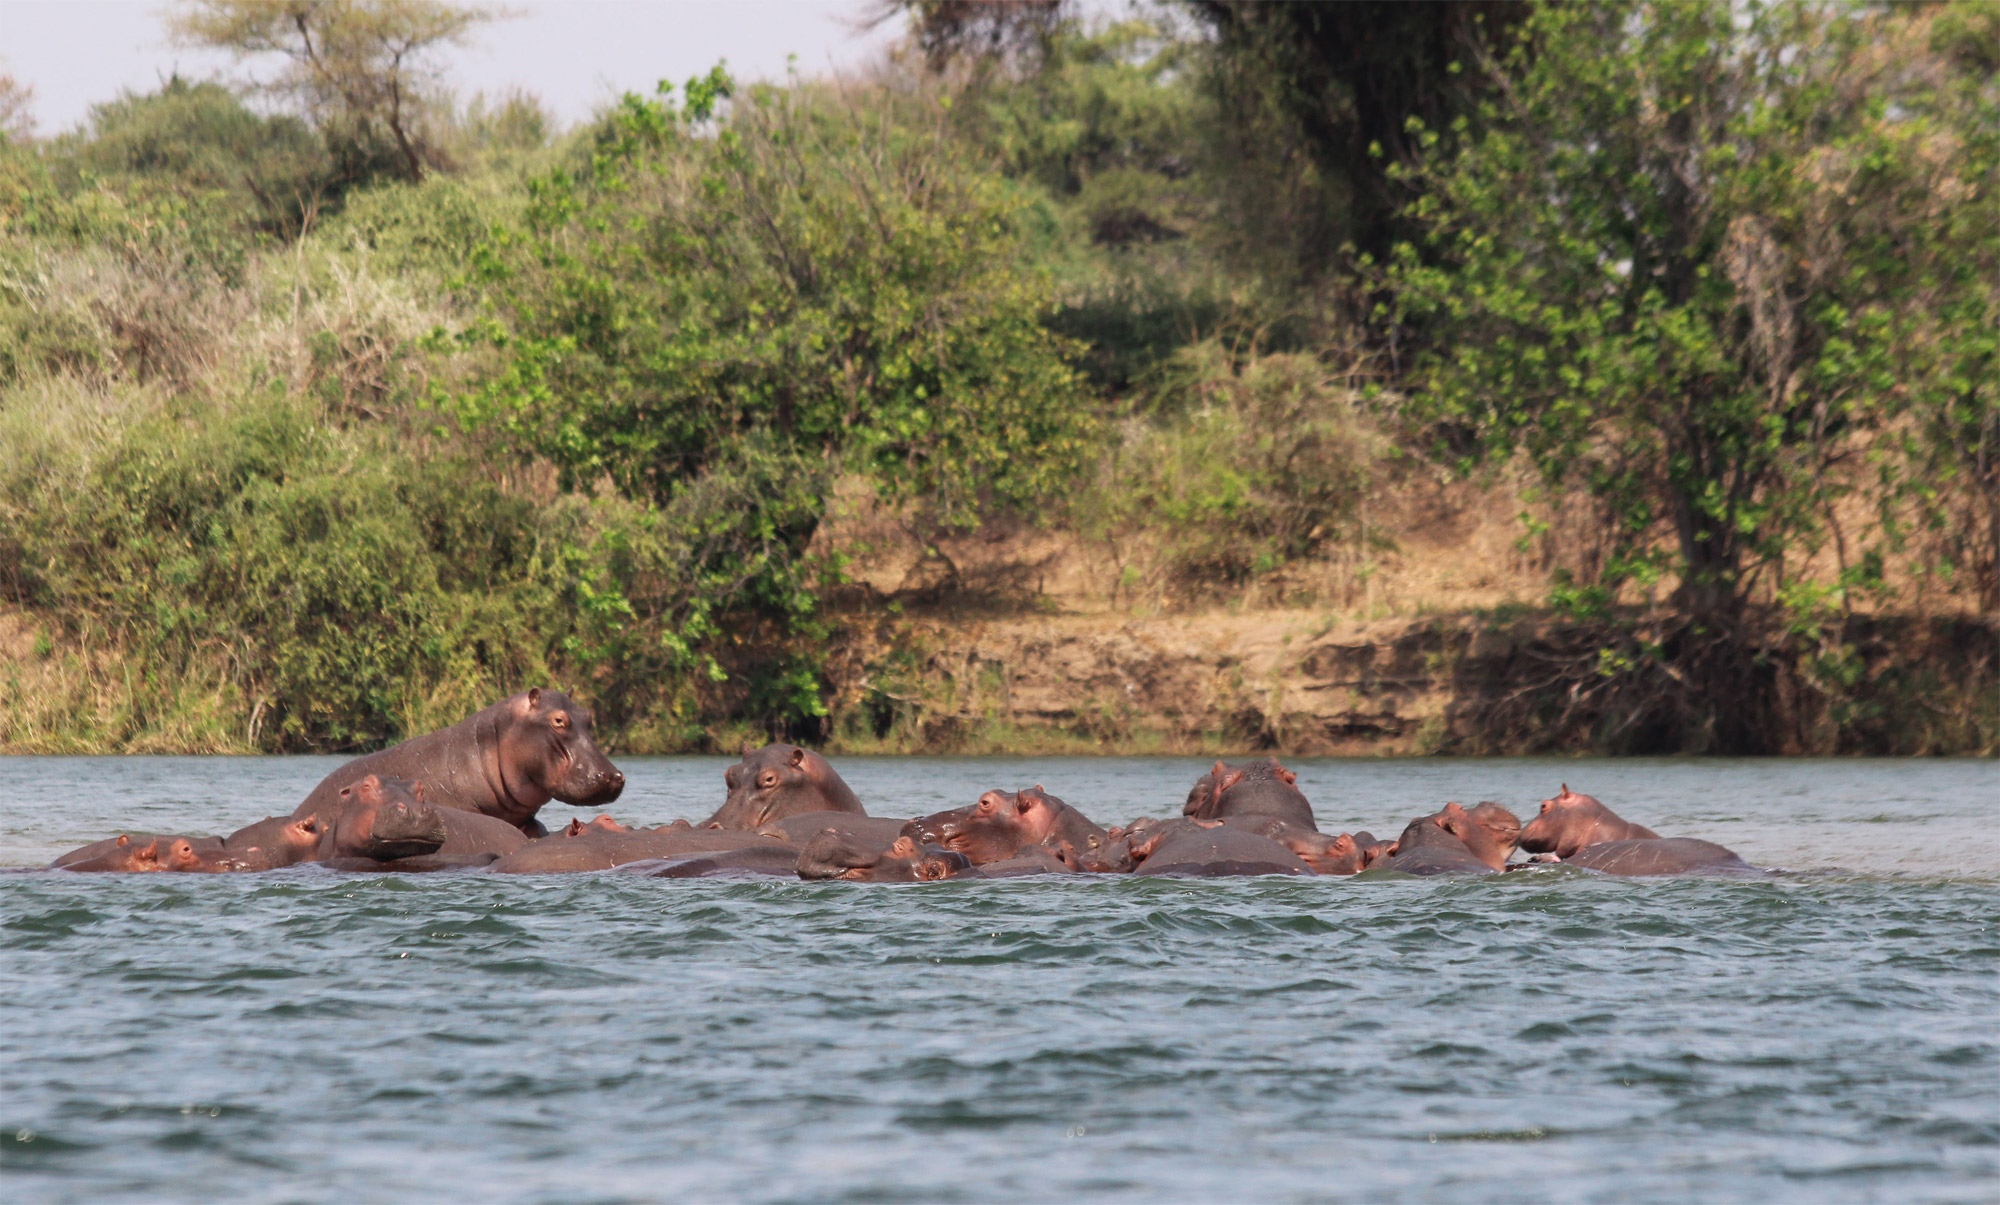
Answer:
[3,756,1996,1202]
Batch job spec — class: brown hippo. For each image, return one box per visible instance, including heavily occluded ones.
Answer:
[1221,815,1387,875]
[1183,759,1317,830]
[903,786,1107,867]
[319,775,449,862]
[1437,801,1523,871]
[214,815,327,870]
[290,689,624,838]
[702,744,865,830]
[969,846,1075,878]
[797,832,971,882]
[1519,785,1659,858]
[1561,837,1756,876]
[755,812,908,848]
[51,832,223,869]
[1128,818,1315,877]
[491,823,786,874]
[56,834,176,873]
[1380,808,1496,876]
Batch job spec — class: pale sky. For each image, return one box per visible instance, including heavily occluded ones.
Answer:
[0,0,908,136]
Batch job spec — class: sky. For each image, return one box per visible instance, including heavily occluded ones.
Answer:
[0,0,907,136]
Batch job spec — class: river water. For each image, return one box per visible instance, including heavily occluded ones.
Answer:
[2,755,1995,1202]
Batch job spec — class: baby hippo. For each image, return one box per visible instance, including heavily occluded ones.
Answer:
[904,786,1107,866]
[1519,785,1659,858]
[57,834,175,873]
[797,832,970,882]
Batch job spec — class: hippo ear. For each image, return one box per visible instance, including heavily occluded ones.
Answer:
[1561,783,1569,795]
[565,818,583,837]
[116,834,130,847]
[1211,760,1227,781]
[1219,769,1246,795]
[1278,767,1297,785]
[788,747,806,769]
[724,765,741,790]
[526,687,542,710]
[1433,815,1448,829]
[889,836,918,858]
[1016,794,1036,815]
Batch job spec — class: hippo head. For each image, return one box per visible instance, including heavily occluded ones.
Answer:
[332,775,450,861]
[1437,801,1519,871]
[1519,784,1649,858]
[162,837,255,874]
[98,835,168,873]
[498,689,625,810]
[709,743,863,830]
[905,786,1066,865]
[798,832,969,882]
[226,815,324,869]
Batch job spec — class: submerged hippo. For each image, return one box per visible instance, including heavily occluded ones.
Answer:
[755,812,907,848]
[1128,819,1314,877]
[1183,759,1318,830]
[1559,837,1756,876]
[1519,785,1659,858]
[1222,815,1386,875]
[490,821,786,874]
[796,832,970,882]
[904,786,1107,866]
[290,689,624,837]
[702,744,865,830]
[52,832,223,870]
[1381,807,1496,876]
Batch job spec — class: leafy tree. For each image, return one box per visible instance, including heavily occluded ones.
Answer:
[455,69,1091,721]
[1390,0,1999,749]
[169,0,502,184]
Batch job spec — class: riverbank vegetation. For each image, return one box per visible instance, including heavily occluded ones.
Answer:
[2,0,1994,755]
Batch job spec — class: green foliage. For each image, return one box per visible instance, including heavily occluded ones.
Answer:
[1077,340,1378,590]
[1390,1,1999,627]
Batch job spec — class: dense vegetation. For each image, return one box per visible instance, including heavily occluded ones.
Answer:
[2,0,1993,755]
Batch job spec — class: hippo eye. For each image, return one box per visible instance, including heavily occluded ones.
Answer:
[759,772,779,788]
[552,713,569,729]
[1540,801,1552,813]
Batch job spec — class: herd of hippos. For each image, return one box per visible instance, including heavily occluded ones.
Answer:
[48,690,1762,881]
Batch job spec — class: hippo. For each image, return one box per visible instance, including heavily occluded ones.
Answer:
[903,786,1107,867]
[51,832,223,869]
[627,844,807,878]
[1380,808,1496,876]
[290,689,624,837]
[1436,801,1522,871]
[56,834,176,873]
[1518,785,1659,859]
[1560,837,1757,876]
[319,775,450,862]
[755,812,907,849]
[490,823,786,874]
[702,744,865,830]
[797,832,971,882]
[969,846,1075,878]
[1183,758,1317,830]
[215,814,328,870]
[1224,815,1387,875]
[1128,819,1315,877]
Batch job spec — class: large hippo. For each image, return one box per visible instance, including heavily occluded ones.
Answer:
[903,786,1107,866]
[1560,837,1756,876]
[702,744,865,830]
[290,689,623,837]
[1183,759,1317,830]
[1223,815,1387,876]
[1518,785,1659,858]
[490,819,787,874]
[797,832,970,882]
[1380,808,1496,876]
[1128,819,1315,877]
